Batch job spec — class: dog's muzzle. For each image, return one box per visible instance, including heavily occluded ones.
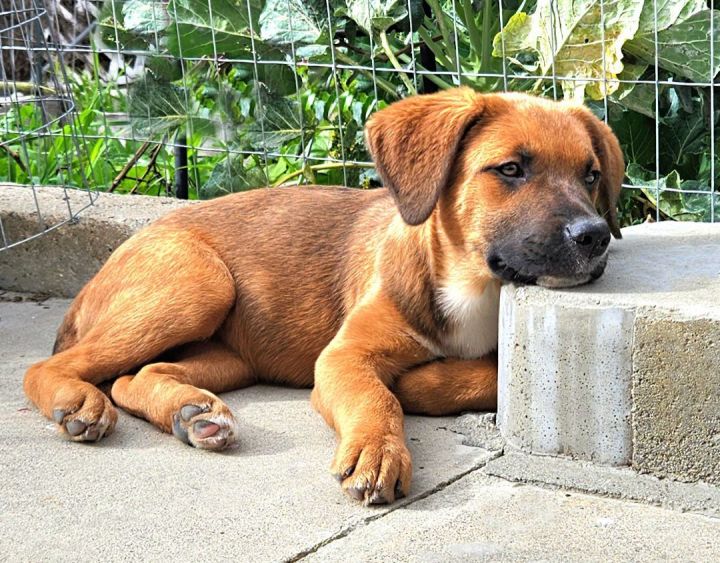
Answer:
[488,216,612,288]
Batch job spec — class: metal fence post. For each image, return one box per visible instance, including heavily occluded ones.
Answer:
[174,133,188,199]
[420,1,438,94]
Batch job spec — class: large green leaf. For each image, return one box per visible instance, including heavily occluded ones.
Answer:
[659,103,711,171]
[128,76,216,138]
[609,105,654,168]
[493,0,644,101]
[345,0,408,35]
[166,0,262,58]
[255,60,303,97]
[609,62,654,117]
[99,0,158,50]
[627,163,711,221]
[259,0,324,46]
[625,9,720,83]
[634,0,705,33]
[242,93,304,150]
[123,0,168,35]
[201,155,268,198]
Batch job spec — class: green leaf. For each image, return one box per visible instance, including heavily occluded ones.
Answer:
[128,76,216,138]
[201,155,268,198]
[345,0,408,35]
[99,0,157,50]
[296,44,328,59]
[625,9,720,82]
[242,92,304,150]
[166,0,262,58]
[250,64,288,97]
[123,0,168,35]
[259,0,324,46]
[659,102,710,171]
[493,0,644,101]
[610,62,655,117]
[626,163,711,221]
[634,0,705,34]
[145,55,184,82]
[609,106,654,168]
[626,163,680,189]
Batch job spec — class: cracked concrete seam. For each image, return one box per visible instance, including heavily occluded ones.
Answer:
[287,416,506,561]
[286,450,504,562]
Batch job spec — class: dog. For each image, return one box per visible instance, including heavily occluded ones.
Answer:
[24,87,623,505]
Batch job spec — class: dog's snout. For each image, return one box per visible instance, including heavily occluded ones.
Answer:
[566,217,611,258]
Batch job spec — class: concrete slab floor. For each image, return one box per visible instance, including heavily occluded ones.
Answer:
[2,296,720,562]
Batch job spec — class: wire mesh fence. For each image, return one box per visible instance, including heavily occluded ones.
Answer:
[1,0,719,251]
[0,0,98,250]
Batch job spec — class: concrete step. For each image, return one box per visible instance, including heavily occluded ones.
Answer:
[0,184,191,296]
[498,222,720,486]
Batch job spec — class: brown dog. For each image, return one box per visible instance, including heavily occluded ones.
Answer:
[24,88,623,505]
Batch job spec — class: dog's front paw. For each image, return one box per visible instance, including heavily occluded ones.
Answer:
[171,400,238,451]
[331,433,412,505]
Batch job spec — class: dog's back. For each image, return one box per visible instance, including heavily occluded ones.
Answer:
[54,186,395,383]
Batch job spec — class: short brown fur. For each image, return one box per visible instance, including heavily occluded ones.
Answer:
[24,88,623,505]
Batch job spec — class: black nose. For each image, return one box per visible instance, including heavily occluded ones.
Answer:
[566,217,611,259]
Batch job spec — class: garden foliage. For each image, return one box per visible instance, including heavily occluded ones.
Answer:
[2,0,719,224]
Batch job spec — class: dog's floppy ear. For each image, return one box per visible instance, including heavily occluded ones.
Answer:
[572,108,625,239]
[365,87,486,225]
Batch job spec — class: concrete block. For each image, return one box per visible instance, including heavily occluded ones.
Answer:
[498,290,634,465]
[0,184,191,296]
[498,222,720,481]
[633,317,720,484]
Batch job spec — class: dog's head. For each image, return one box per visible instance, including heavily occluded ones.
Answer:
[365,88,624,288]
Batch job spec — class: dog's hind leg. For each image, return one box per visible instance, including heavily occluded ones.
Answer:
[110,341,254,450]
[23,228,236,443]
[392,354,497,416]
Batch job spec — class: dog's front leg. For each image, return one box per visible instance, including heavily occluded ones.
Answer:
[311,294,431,505]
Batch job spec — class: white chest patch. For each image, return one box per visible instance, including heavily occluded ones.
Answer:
[434,280,501,359]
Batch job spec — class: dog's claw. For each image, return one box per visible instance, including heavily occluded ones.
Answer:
[172,413,190,445]
[368,491,389,505]
[333,433,411,506]
[65,419,87,437]
[180,404,207,422]
[334,465,356,482]
[344,466,355,478]
[347,486,365,501]
[395,480,406,499]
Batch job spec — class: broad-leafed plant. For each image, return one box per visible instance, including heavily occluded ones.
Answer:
[2,0,717,223]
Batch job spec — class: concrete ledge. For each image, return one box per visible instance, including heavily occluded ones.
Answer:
[0,185,191,296]
[498,222,720,486]
[484,449,720,519]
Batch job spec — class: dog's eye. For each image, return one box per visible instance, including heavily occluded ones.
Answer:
[497,163,523,178]
[585,170,601,187]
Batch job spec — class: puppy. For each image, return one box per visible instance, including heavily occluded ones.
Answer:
[24,87,623,505]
